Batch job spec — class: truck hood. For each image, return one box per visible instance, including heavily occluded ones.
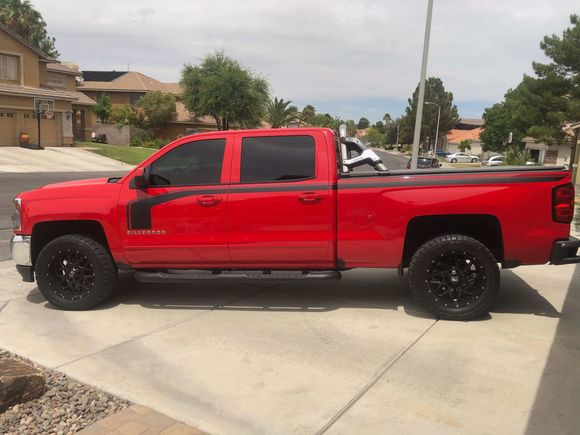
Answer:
[37,177,117,190]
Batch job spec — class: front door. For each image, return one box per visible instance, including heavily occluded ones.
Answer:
[118,136,232,267]
[227,132,334,268]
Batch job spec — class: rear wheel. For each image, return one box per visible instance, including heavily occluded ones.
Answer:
[451,158,457,163]
[471,158,478,163]
[408,234,500,320]
[36,234,117,310]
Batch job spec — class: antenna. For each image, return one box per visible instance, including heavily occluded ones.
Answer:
[127,63,130,71]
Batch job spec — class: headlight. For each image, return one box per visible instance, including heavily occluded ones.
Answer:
[11,198,21,230]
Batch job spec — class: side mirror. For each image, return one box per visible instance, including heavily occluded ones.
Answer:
[132,166,149,189]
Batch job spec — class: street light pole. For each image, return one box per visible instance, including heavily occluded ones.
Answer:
[410,0,434,169]
[426,101,440,154]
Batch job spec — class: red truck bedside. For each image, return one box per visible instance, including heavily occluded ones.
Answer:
[10,128,580,320]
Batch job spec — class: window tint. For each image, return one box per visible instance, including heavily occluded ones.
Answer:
[240,136,315,183]
[149,139,225,186]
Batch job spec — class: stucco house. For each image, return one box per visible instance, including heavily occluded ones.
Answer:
[443,118,483,155]
[77,70,216,141]
[0,22,96,146]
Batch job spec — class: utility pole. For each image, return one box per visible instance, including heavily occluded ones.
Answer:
[396,123,400,149]
[410,0,434,169]
[426,101,441,155]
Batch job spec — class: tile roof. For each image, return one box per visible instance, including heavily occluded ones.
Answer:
[0,83,79,100]
[0,83,95,106]
[163,82,182,96]
[0,22,55,61]
[458,118,484,127]
[172,102,215,125]
[47,63,81,76]
[446,127,482,143]
[78,71,179,94]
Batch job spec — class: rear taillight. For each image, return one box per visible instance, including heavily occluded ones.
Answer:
[552,183,575,223]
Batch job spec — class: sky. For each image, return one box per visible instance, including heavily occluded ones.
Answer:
[33,0,578,122]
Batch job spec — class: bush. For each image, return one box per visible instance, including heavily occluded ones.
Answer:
[130,129,169,149]
[504,145,527,166]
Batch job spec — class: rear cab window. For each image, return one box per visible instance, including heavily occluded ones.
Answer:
[240,135,316,183]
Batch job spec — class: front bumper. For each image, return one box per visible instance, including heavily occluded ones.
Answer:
[10,235,34,282]
[549,236,580,265]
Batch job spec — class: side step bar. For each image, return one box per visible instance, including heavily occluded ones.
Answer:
[134,270,342,284]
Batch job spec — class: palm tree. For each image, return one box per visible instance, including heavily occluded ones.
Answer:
[265,97,299,128]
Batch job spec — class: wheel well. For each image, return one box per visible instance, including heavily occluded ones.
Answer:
[402,214,504,267]
[31,220,109,266]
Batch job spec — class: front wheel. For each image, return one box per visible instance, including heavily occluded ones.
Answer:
[407,234,500,320]
[36,234,117,310]
[471,158,478,163]
[451,158,457,163]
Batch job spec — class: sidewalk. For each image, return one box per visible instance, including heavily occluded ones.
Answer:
[0,147,134,172]
[79,405,205,435]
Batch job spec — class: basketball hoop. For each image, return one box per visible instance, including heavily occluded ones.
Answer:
[44,110,54,120]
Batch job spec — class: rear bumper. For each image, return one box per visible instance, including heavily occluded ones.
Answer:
[549,237,580,265]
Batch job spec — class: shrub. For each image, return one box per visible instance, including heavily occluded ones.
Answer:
[504,145,527,166]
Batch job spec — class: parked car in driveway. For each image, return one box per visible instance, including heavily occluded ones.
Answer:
[482,155,505,166]
[406,156,440,169]
[446,152,480,163]
[435,149,449,158]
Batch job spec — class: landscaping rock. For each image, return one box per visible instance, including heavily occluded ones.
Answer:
[0,358,45,412]
[0,350,130,435]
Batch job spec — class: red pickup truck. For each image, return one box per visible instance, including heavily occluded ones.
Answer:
[10,128,579,320]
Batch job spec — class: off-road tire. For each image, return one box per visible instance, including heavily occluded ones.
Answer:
[36,234,116,310]
[408,234,500,320]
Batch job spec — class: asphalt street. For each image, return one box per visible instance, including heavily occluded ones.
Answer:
[0,171,129,261]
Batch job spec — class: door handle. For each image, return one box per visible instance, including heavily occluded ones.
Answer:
[196,195,223,206]
[298,192,323,203]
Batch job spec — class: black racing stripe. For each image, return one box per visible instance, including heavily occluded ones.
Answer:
[338,175,566,189]
[130,187,227,229]
[128,184,331,229]
[127,175,565,229]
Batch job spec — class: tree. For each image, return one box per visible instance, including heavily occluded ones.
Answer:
[459,139,471,152]
[398,77,459,148]
[372,120,385,133]
[180,51,269,130]
[357,117,370,129]
[301,105,316,124]
[345,120,357,136]
[363,127,384,146]
[138,91,176,134]
[383,113,392,124]
[93,94,112,124]
[110,104,142,127]
[265,97,299,128]
[0,0,59,58]
[482,14,580,148]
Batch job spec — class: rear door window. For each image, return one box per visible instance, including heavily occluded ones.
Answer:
[240,135,315,183]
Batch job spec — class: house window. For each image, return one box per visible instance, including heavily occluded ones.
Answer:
[47,72,66,87]
[129,93,144,106]
[0,55,18,81]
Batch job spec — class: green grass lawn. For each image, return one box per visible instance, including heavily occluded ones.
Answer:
[75,142,157,165]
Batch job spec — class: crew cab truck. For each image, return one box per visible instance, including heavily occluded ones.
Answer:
[10,128,580,320]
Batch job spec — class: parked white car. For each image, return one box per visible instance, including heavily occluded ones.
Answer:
[482,155,505,166]
[446,152,480,163]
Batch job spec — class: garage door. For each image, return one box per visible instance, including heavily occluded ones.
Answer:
[0,111,17,146]
[23,112,61,147]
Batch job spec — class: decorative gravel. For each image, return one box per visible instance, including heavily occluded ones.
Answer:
[0,350,131,435]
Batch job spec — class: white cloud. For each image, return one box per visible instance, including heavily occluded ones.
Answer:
[33,0,577,118]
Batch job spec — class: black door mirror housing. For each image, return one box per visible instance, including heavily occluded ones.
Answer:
[132,166,150,189]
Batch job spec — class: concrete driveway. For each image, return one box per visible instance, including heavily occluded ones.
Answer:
[0,147,133,172]
[0,260,578,434]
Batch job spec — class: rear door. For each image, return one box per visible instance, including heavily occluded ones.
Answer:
[227,131,334,268]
